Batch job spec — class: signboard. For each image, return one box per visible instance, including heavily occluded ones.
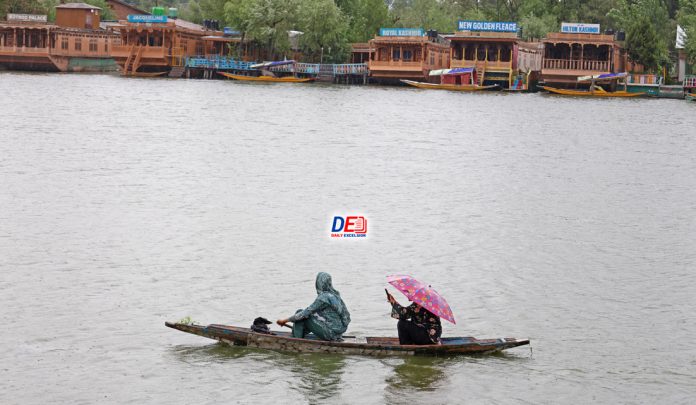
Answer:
[127,15,168,23]
[676,25,686,49]
[457,20,517,33]
[561,22,600,34]
[379,28,424,37]
[7,14,47,23]
[223,27,241,36]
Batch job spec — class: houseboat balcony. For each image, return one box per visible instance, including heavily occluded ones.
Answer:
[543,58,609,72]
[112,44,169,61]
[369,60,424,71]
[451,58,512,71]
[0,45,50,56]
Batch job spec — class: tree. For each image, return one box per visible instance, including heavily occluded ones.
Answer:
[298,0,349,62]
[519,12,556,41]
[626,14,662,71]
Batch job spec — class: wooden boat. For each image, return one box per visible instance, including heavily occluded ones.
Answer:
[123,71,168,78]
[401,80,498,92]
[401,67,498,92]
[541,86,644,98]
[686,93,696,101]
[542,72,645,98]
[217,72,314,83]
[165,321,530,356]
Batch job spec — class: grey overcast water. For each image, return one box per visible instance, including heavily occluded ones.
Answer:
[1,73,695,404]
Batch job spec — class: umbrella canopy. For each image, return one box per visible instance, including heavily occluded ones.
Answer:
[386,274,456,324]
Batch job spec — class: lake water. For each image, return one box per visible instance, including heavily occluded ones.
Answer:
[1,73,695,404]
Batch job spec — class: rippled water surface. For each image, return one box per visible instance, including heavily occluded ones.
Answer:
[1,73,695,404]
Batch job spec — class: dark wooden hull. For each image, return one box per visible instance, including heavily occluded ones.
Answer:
[165,322,529,356]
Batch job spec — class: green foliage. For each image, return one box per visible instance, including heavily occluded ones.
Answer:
[519,12,556,40]
[626,14,662,71]
[297,0,349,62]
[609,0,671,72]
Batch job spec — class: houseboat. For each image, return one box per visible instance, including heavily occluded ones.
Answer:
[444,20,542,90]
[367,28,450,83]
[0,3,118,72]
[110,10,228,77]
[540,23,625,88]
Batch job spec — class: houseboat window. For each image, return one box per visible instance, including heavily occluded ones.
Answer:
[403,49,412,61]
[74,38,82,51]
[61,37,69,50]
[392,48,400,61]
[477,46,486,61]
[89,39,97,52]
[105,41,108,52]
[464,46,475,60]
[429,51,434,65]
[501,46,511,62]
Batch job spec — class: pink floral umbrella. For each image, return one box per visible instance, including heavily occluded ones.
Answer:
[386,274,456,324]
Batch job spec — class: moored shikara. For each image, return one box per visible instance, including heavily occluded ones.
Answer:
[541,72,644,98]
[165,322,529,356]
[217,71,314,83]
[400,67,498,92]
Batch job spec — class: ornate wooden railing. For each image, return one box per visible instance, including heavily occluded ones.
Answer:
[543,58,609,71]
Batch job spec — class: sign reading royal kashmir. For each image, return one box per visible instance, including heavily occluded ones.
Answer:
[379,28,424,37]
[127,15,168,23]
[7,14,47,23]
[457,20,517,33]
[561,22,601,34]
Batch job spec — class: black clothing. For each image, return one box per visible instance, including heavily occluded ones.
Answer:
[397,319,434,345]
[391,302,442,344]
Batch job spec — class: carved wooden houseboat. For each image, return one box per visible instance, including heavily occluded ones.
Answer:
[0,3,118,72]
[367,28,450,83]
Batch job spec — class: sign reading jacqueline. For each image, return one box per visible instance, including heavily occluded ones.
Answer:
[331,216,367,238]
[457,20,517,33]
[379,28,424,37]
[128,15,168,23]
[561,22,600,34]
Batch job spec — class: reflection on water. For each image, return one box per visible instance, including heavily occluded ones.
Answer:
[285,353,347,403]
[385,356,451,392]
[169,343,346,403]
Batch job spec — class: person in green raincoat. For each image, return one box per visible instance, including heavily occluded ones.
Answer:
[276,272,351,341]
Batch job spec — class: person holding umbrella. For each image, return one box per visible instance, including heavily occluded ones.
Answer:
[385,275,456,345]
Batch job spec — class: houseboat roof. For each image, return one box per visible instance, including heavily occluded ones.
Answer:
[445,32,518,42]
[429,67,475,76]
[56,2,102,10]
[115,17,221,36]
[202,35,240,43]
[543,32,615,45]
[370,36,450,48]
[578,72,627,82]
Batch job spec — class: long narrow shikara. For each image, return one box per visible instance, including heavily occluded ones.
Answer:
[401,80,498,92]
[217,72,314,83]
[541,85,643,98]
[165,322,529,356]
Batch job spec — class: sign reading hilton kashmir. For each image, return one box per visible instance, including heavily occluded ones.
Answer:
[127,15,168,23]
[561,22,601,34]
[457,20,518,32]
[379,28,424,37]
